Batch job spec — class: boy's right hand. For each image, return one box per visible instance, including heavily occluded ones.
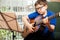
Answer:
[28,24,35,33]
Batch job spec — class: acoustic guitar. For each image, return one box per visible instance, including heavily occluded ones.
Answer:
[22,12,60,38]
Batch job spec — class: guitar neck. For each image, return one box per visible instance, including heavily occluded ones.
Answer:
[48,12,60,20]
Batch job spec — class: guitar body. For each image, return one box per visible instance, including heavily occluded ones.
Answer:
[22,16,42,38]
[22,19,35,38]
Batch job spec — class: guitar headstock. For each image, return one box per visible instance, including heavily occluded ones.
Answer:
[55,12,60,17]
[59,12,60,16]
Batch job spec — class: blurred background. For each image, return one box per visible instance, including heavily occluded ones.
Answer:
[0,0,60,40]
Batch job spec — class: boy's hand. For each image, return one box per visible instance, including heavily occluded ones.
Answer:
[28,24,35,33]
[42,17,50,25]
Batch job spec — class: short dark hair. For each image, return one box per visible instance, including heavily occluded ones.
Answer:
[35,0,47,6]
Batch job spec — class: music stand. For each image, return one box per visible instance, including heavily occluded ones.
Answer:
[0,12,22,40]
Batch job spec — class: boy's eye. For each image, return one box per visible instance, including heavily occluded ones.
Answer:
[35,6,44,10]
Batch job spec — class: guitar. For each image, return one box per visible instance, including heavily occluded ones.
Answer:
[22,12,60,38]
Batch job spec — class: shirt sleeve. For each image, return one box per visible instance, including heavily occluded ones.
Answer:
[28,12,39,19]
[49,12,56,26]
[50,18,56,26]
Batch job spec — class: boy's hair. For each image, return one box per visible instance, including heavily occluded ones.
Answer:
[35,0,47,6]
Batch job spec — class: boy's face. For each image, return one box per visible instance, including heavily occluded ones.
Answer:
[35,4,48,15]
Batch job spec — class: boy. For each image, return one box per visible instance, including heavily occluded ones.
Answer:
[22,0,56,40]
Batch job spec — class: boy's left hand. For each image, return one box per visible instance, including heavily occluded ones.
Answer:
[42,17,50,24]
